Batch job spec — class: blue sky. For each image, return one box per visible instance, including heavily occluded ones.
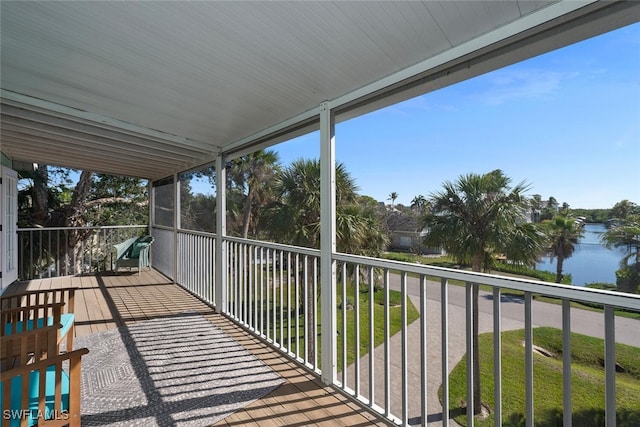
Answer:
[270,22,640,210]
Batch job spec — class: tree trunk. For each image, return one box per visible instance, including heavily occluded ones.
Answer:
[241,188,254,239]
[64,171,94,274]
[32,165,49,226]
[555,256,565,283]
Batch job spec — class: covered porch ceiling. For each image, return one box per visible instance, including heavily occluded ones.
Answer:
[1,1,638,181]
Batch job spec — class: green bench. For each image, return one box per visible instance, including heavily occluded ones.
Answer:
[113,235,154,274]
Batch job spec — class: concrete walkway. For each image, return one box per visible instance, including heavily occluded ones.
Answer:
[345,275,640,426]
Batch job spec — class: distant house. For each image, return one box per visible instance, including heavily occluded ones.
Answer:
[384,208,442,255]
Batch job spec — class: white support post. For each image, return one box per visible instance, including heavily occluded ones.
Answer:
[320,101,337,385]
[215,155,228,313]
[173,173,180,283]
[148,180,154,267]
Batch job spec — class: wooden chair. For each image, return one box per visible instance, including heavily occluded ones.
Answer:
[1,304,67,359]
[1,325,88,427]
[1,289,76,353]
[1,324,60,374]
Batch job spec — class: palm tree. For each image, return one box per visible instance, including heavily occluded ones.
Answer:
[610,200,640,221]
[229,150,279,238]
[388,191,398,206]
[600,215,640,293]
[264,158,387,361]
[421,169,545,415]
[541,196,558,221]
[530,194,543,223]
[264,159,363,247]
[410,194,428,213]
[542,215,584,283]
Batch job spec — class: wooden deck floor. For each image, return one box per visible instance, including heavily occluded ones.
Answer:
[4,269,392,427]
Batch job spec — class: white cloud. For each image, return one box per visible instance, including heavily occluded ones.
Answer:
[474,69,578,106]
[373,95,457,117]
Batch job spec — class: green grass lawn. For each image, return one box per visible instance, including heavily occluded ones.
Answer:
[447,327,640,427]
[335,280,420,369]
[250,275,420,370]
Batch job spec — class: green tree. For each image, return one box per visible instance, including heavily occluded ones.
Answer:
[388,191,398,206]
[263,158,388,361]
[421,169,546,415]
[541,196,558,221]
[410,194,428,213]
[600,214,640,293]
[178,166,217,233]
[86,174,148,225]
[228,150,279,239]
[542,215,584,283]
[610,200,640,220]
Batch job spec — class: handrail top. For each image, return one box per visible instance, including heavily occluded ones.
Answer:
[333,251,640,310]
[18,224,148,232]
[224,235,321,257]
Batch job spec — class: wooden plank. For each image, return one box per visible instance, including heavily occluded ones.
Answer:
[76,276,106,334]
[88,275,119,331]
[80,276,107,333]
[70,276,92,337]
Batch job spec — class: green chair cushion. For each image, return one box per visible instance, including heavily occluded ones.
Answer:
[129,242,146,258]
[4,313,75,339]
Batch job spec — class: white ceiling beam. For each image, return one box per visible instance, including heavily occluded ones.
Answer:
[1,131,181,173]
[1,90,221,154]
[0,115,205,162]
[3,146,163,179]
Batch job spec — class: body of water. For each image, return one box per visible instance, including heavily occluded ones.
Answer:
[536,223,625,286]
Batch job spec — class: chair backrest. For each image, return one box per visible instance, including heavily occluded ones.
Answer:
[1,288,75,317]
[1,302,64,338]
[130,235,155,258]
[114,237,140,259]
[1,289,76,353]
[137,235,154,245]
[1,323,61,371]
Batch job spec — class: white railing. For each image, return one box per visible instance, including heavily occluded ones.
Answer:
[17,225,148,280]
[214,237,640,427]
[28,225,636,426]
[177,229,216,305]
[224,236,321,371]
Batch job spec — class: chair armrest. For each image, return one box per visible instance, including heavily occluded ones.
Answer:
[1,347,89,427]
[2,347,89,377]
